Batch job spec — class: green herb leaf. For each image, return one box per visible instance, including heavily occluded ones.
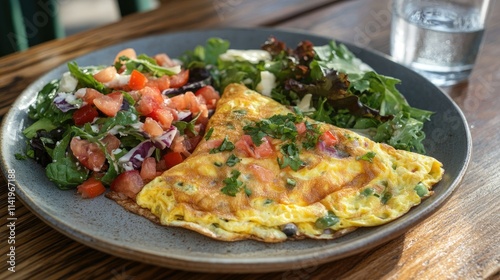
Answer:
[204,127,214,140]
[221,170,244,196]
[315,211,339,229]
[226,154,241,167]
[278,143,304,171]
[210,136,235,153]
[356,151,376,162]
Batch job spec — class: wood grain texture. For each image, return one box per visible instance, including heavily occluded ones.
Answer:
[1,0,499,279]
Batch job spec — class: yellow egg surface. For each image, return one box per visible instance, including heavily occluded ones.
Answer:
[136,83,444,242]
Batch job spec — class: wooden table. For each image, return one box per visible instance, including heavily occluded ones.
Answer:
[1,0,499,279]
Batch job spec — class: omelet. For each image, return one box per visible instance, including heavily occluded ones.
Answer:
[109,83,444,242]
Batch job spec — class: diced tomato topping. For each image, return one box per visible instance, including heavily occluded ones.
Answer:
[168,69,189,88]
[140,157,157,182]
[101,134,121,153]
[143,117,164,137]
[146,75,170,91]
[163,152,184,169]
[169,94,187,110]
[93,66,117,83]
[129,69,148,90]
[139,86,164,104]
[205,139,223,149]
[83,88,104,105]
[77,177,106,199]
[248,164,274,183]
[154,53,176,67]
[195,86,220,110]
[320,130,338,146]
[184,91,200,114]
[295,122,307,135]
[235,135,274,159]
[170,135,190,156]
[149,108,174,129]
[110,170,144,200]
[114,48,137,63]
[70,137,106,172]
[94,92,123,117]
[73,104,98,126]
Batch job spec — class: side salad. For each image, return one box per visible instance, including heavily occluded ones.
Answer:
[21,36,433,199]
[23,48,219,198]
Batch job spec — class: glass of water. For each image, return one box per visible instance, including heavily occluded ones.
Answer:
[390,0,492,86]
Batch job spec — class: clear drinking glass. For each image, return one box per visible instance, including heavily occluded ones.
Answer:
[390,0,492,86]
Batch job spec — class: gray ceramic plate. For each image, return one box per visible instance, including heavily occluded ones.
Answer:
[0,28,471,273]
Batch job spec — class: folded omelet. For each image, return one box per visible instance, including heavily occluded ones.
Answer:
[110,83,444,242]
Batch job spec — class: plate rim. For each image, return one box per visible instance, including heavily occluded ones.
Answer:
[0,27,472,273]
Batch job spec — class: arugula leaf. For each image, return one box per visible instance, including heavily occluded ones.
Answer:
[45,158,89,189]
[23,118,57,139]
[45,132,88,189]
[67,62,108,93]
[118,55,181,77]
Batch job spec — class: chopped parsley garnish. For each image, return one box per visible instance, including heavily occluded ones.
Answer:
[356,151,376,162]
[213,161,223,167]
[278,143,304,171]
[243,113,303,146]
[210,136,235,153]
[204,127,214,140]
[226,154,241,167]
[221,170,244,196]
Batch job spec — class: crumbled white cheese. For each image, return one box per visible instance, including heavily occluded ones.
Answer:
[297,94,315,113]
[58,72,78,92]
[219,49,271,64]
[104,73,130,88]
[256,71,276,97]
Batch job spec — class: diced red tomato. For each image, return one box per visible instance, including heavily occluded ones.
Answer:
[93,66,117,83]
[70,137,106,172]
[163,152,184,169]
[235,135,274,159]
[195,86,220,110]
[149,108,173,129]
[83,88,104,105]
[143,117,164,137]
[114,48,137,63]
[169,94,187,110]
[146,75,170,91]
[129,69,148,90]
[170,135,190,156]
[140,157,157,182]
[94,92,123,117]
[154,53,176,67]
[136,95,157,116]
[248,164,274,183]
[101,134,121,153]
[204,139,223,149]
[168,69,189,88]
[184,91,200,114]
[139,86,164,104]
[77,177,106,199]
[320,130,338,146]
[73,104,98,126]
[110,170,144,200]
[295,122,307,134]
